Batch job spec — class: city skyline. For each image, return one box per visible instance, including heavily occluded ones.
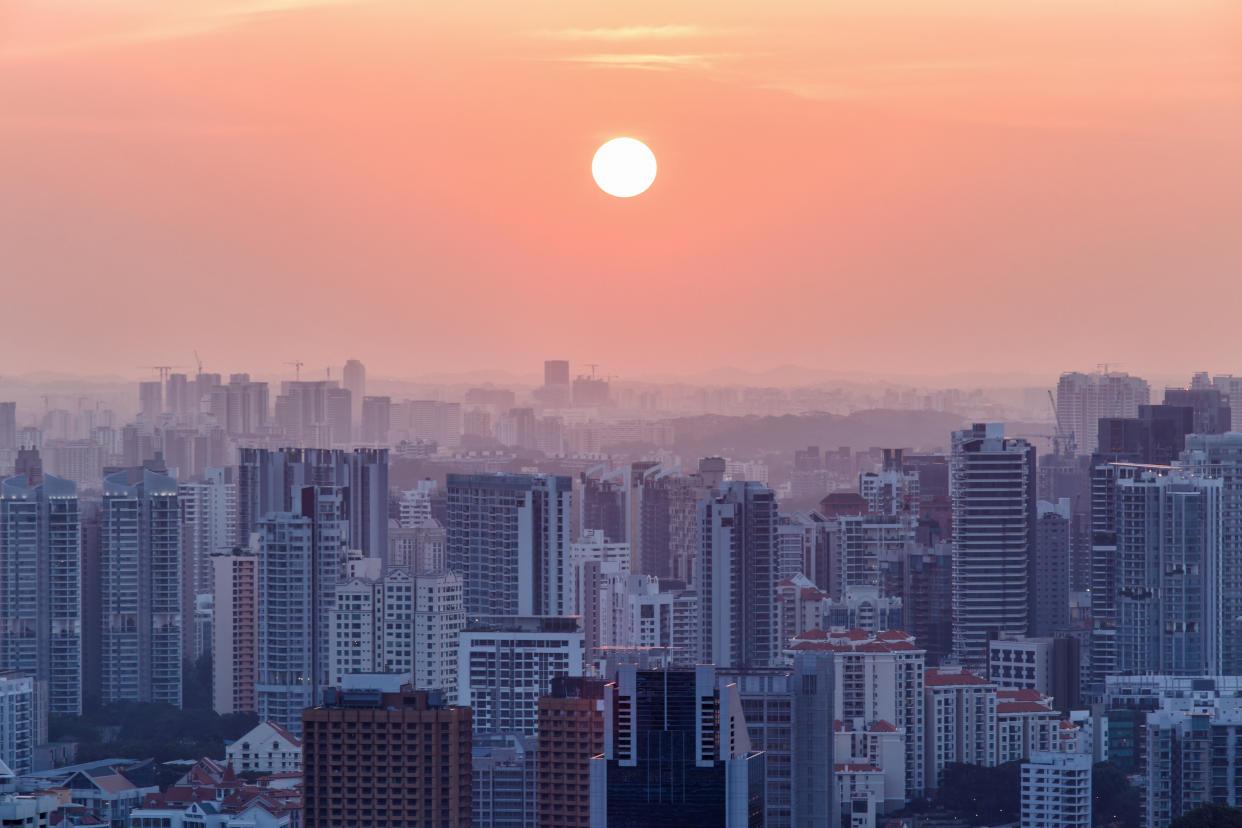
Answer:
[3,1,1240,378]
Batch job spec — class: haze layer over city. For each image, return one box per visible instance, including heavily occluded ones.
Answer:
[3,2,1242,828]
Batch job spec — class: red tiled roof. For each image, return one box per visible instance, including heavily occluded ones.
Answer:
[794,628,830,640]
[924,668,989,686]
[997,688,1045,701]
[876,629,912,641]
[776,578,799,588]
[262,721,303,747]
[1060,720,1077,730]
[834,720,845,732]
[869,720,898,733]
[998,701,1056,714]
[801,588,828,601]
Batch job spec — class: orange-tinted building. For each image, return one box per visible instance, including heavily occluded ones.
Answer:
[303,682,471,828]
[536,676,606,828]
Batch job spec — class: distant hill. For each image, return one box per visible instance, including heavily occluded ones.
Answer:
[668,410,1051,458]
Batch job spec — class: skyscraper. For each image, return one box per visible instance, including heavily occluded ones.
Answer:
[1111,465,1222,676]
[0,468,82,715]
[950,424,1036,667]
[138,380,163,423]
[255,485,347,734]
[359,395,391,444]
[1183,432,1242,675]
[446,473,572,617]
[1055,371,1150,454]
[342,358,365,428]
[1030,499,1071,638]
[698,480,779,669]
[0,402,17,450]
[178,467,236,659]
[457,616,584,735]
[588,665,765,827]
[99,466,182,706]
[211,544,258,715]
[237,447,388,564]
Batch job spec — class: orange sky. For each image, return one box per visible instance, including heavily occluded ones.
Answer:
[2,1,1240,382]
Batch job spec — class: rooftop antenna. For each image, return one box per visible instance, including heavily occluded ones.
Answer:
[285,361,304,381]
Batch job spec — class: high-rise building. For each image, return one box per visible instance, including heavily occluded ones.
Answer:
[698,480,779,669]
[178,467,236,659]
[0,468,82,715]
[537,676,606,828]
[302,677,471,828]
[1145,705,1242,826]
[719,659,838,828]
[360,396,391,444]
[923,666,997,790]
[1055,371,1150,454]
[544,360,570,388]
[211,544,258,715]
[0,674,36,774]
[1020,750,1091,828]
[859,449,920,517]
[788,628,926,798]
[413,570,464,699]
[99,466,181,707]
[472,733,538,828]
[1110,465,1222,676]
[1164,386,1232,436]
[237,447,388,564]
[209,376,269,436]
[567,530,630,616]
[831,515,914,600]
[330,568,415,687]
[457,616,584,735]
[342,358,365,428]
[1182,432,1242,675]
[950,424,1036,667]
[255,485,347,735]
[446,473,572,617]
[1030,499,1071,638]
[588,665,765,827]
[0,402,17,450]
[138,381,163,423]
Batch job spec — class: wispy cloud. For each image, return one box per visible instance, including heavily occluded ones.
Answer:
[534,25,708,41]
[0,0,368,61]
[556,52,726,71]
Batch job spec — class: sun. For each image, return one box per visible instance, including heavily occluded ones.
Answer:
[592,137,657,198]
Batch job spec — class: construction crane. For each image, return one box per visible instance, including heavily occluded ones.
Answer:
[285,360,304,381]
[1047,389,1076,456]
[138,365,178,382]
[193,350,204,378]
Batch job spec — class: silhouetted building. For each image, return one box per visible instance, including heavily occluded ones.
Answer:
[589,665,764,827]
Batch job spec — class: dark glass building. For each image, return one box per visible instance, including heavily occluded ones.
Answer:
[589,665,764,827]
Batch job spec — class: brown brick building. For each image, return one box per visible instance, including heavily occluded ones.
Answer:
[303,682,471,828]
[536,676,606,828]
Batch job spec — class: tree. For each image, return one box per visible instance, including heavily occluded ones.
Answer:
[1170,803,1242,828]
[1092,761,1141,828]
[935,762,1022,826]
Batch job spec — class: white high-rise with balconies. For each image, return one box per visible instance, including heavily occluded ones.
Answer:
[951,424,1036,668]
[1055,371,1150,454]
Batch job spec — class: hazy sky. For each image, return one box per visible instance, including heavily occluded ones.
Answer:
[3,1,1240,381]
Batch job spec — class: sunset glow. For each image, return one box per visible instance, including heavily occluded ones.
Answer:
[2,0,1240,381]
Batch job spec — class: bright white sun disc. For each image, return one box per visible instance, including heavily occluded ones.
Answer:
[592,137,657,198]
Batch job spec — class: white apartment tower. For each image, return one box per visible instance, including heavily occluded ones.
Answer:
[950,424,1036,668]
